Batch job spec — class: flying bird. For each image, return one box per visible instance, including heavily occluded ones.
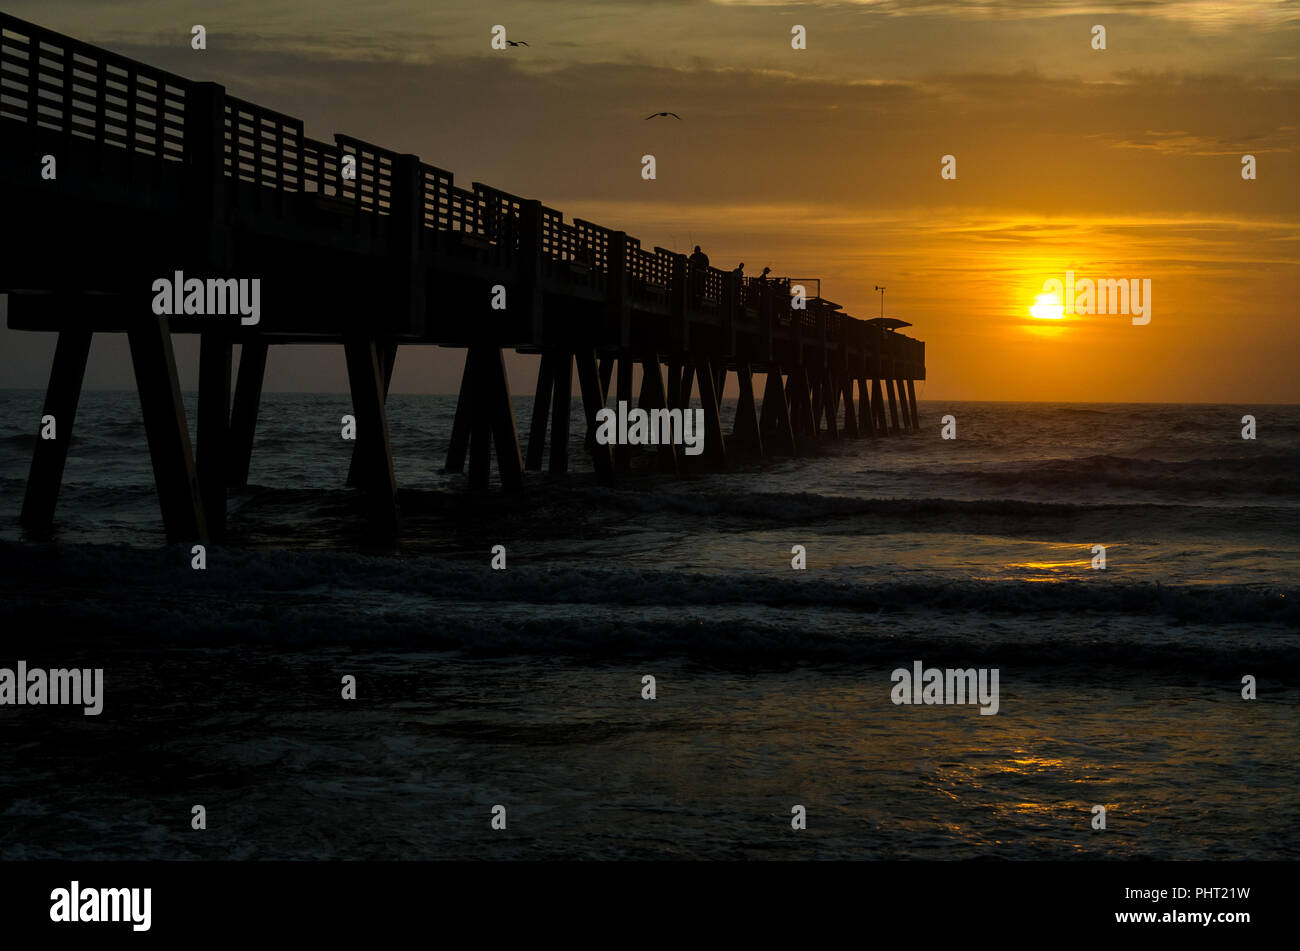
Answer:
[506,40,529,47]
[645,112,681,120]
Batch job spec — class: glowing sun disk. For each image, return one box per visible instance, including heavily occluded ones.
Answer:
[1030,292,1065,320]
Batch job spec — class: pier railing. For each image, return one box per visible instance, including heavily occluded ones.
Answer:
[0,14,189,160]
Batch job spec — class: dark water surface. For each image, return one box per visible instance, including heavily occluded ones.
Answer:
[1,394,1296,858]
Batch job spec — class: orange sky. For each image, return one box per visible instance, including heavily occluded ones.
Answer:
[1,0,1296,401]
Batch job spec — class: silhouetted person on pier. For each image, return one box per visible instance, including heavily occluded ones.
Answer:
[689,246,709,304]
[758,266,771,283]
[733,262,744,280]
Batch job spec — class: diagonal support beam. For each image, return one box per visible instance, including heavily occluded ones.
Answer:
[526,351,554,471]
[732,362,763,456]
[227,339,268,487]
[762,369,795,456]
[197,332,232,537]
[21,329,92,533]
[694,354,728,467]
[128,318,208,544]
[347,342,397,487]
[549,351,573,475]
[446,349,473,473]
[841,374,859,437]
[343,335,398,532]
[639,354,678,472]
[482,345,524,491]
[574,349,615,485]
[615,353,633,471]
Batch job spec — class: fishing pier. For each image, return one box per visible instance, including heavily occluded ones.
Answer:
[0,13,926,542]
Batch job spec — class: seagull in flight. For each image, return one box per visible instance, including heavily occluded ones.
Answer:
[506,40,529,47]
[645,111,681,120]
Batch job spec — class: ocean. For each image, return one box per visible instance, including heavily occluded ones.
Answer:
[1,391,1297,859]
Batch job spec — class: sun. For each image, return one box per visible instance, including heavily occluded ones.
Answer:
[1029,292,1065,320]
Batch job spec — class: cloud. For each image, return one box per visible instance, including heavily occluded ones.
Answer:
[714,0,1300,29]
[1087,127,1299,155]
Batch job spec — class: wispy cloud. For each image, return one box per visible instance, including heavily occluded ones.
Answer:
[714,0,1300,29]
[1087,126,1299,155]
